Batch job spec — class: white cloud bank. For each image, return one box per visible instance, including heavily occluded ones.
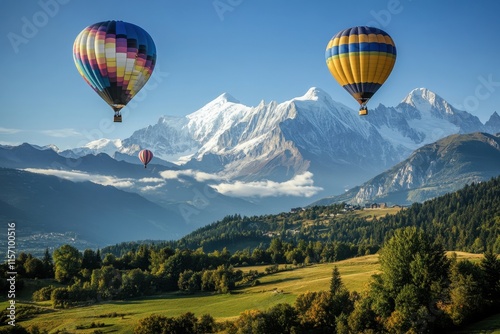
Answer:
[212,172,323,198]
[23,168,135,188]
[160,169,322,198]
[23,168,322,199]
[160,169,223,182]
[22,168,165,191]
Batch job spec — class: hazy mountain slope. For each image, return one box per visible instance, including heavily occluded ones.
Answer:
[312,132,500,206]
[0,143,258,229]
[0,168,188,246]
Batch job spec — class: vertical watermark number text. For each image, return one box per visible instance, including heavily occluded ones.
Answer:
[6,222,17,326]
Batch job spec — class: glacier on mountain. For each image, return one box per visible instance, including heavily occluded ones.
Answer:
[66,86,497,198]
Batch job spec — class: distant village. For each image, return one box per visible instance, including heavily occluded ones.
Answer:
[259,203,407,238]
[290,202,406,214]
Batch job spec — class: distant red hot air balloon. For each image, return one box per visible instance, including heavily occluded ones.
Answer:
[138,149,153,168]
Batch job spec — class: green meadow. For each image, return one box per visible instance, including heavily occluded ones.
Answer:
[0,252,493,334]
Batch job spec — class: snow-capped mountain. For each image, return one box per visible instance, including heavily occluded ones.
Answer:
[61,138,126,158]
[401,88,485,132]
[123,116,199,164]
[365,88,487,152]
[65,87,498,197]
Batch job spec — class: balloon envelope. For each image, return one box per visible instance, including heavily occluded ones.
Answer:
[73,20,157,121]
[325,26,396,114]
[138,149,153,168]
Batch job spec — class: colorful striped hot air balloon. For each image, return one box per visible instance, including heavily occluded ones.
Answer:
[73,20,157,122]
[138,149,153,168]
[325,26,397,115]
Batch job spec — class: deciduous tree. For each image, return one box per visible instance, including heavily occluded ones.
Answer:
[53,244,82,283]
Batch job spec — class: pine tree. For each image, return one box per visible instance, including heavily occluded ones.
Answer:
[42,248,54,278]
[480,250,500,300]
[330,266,343,295]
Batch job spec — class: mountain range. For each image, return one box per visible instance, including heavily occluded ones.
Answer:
[61,87,499,198]
[1,87,499,248]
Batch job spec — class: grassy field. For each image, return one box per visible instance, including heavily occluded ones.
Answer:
[450,251,484,262]
[0,252,491,333]
[352,207,403,221]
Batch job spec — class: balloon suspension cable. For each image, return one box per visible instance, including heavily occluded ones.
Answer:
[359,103,368,116]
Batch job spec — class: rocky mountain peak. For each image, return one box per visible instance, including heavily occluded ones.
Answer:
[485,111,500,133]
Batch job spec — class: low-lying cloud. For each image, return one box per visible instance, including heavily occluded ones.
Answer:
[212,172,323,198]
[160,169,223,182]
[23,168,134,188]
[24,168,322,199]
[160,169,322,198]
[22,168,165,191]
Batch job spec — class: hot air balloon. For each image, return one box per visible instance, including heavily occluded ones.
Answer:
[325,26,396,115]
[73,20,157,122]
[138,149,153,168]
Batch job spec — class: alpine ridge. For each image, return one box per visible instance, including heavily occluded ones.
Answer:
[312,132,500,206]
[64,87,499,199]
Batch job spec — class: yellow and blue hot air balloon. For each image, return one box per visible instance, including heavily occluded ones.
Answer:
[325,26,397,115]
[73,20,157,122]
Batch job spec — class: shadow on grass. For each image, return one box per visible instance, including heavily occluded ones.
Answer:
[102,291,234,305]
[233,276,302,292]
[452,312,500,333]
[257,276,301,286]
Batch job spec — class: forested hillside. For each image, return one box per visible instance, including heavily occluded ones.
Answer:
[379,177,500,252]
[103,176,500,257]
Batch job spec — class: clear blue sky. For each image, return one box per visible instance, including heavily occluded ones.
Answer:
[1,0,500,149]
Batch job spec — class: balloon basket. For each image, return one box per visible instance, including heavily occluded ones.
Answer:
[359,108,368,116]
[114,115,122,122]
